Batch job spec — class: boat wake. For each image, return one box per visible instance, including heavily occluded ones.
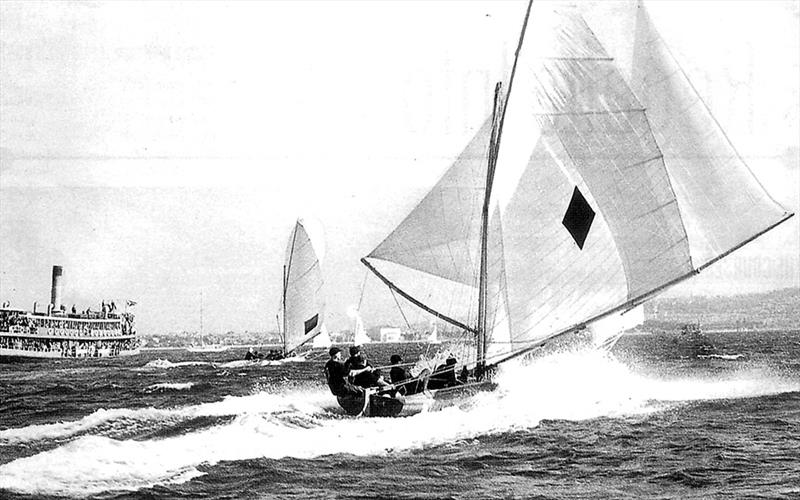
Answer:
[216,355,307,370]
[1,349,797,497]
[143,359,215,369]
[697,353,745,360]
[143,382,197,392]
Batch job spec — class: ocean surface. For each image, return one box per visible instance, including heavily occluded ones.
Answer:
[1,330,799,499]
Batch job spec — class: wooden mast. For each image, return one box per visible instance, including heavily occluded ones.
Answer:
[476,82,503,379]
[476,0,534,377]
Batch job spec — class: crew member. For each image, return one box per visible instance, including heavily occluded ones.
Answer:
[427,354,459,390]
[389,354,423,396]
[345,345,389,389]
[325,347,363,397]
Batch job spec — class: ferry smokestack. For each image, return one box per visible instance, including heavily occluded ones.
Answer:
[51,265,63,311]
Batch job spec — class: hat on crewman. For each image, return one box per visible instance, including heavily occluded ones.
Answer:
[349,345,361,356]
[390,354,402,364]
[329,347,342,357]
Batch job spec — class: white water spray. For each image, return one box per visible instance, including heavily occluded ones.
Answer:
[1,348,797,497]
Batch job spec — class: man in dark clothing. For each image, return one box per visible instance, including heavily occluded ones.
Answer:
[325,347,362,397]
[263,349,286,361]
[389,354,423,396]
[345,345,389,389]
[427,355,459,390]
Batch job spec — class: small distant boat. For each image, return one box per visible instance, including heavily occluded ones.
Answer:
[187,291,228,353]
[427,319,441,345]
[0,266,140,361]
[352,313,370,346]
[675,322,716,357]
[273,218,327,359]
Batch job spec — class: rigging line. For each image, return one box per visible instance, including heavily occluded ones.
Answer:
[694,212,794,274]
[388,284,413,332]
[498,0,534,137]
[534,108,647,116]
[542,56,613,61]
[356,267,369,311]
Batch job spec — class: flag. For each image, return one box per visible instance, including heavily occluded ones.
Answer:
[126,300,138,307]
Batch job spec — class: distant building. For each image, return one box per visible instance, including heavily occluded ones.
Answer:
[380,327,402,343]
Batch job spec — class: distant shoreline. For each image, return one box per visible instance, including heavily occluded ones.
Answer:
[140,328,799,350]
[141,344,283,352]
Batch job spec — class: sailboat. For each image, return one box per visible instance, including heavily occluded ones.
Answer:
[344,0,793,417]
[427,319,441,345]
[187,291,228,353]
[352,312,371,345]
[273,218,327,360]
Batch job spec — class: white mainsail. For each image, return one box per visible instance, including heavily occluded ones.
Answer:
[281,218,326,355]
[362,1,792,368]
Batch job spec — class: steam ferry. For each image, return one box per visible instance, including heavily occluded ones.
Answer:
[0,266,139,361]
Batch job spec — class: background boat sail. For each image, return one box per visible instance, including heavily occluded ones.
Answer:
[360,0,793,395]
[276,218,327,358]
[312,324,332,350]
[352,312,371,346]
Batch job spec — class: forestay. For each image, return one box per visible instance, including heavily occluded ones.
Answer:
[363,1,792,366]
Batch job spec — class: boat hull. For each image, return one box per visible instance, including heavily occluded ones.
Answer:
[336,380,497,417]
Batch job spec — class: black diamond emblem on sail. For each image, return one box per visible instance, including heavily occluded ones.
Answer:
[304,313,319,334]
[562,187,595,250]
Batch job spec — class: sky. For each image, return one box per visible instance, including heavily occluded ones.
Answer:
[1,1,798,335]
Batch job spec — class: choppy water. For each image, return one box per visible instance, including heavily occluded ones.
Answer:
[1,330,799,499]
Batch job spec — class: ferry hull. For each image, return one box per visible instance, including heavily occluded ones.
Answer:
[0,347,140,362]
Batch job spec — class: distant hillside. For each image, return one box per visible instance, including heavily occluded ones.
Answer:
[644,288,800,331]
